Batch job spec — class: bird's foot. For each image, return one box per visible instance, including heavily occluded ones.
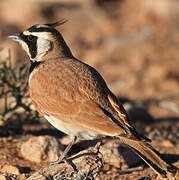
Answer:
[49,156,78,172]
[50,136,77,166]
[49,156,65,166]
[94,141,101,154]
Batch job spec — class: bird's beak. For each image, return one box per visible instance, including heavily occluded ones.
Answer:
[8,33,21,42]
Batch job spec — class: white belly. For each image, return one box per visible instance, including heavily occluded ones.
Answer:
[44,115,72,135]
[44,115,98,140]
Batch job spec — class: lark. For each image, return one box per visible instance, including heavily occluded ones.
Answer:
[9,20,177,178]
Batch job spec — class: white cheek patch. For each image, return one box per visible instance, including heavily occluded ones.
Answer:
[37,38,51,54]
[36,38,51,60]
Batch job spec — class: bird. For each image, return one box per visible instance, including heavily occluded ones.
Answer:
[9,20,177,178]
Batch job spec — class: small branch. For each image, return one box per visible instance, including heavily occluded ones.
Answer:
[159,101,179,113]
[0,53,39,122]
[27,148,103,180]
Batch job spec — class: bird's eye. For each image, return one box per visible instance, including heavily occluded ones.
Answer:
[27,35,34,41]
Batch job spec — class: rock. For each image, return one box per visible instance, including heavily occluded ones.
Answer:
[0,174,10,180]
[0,165,20,175]
[0,174,26,180]
[161,140,174,148]
[0,175,7,180]
[20,136,60,163]
[100,139,122,168]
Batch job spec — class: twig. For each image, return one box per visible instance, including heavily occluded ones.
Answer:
[159,101,179,113]
[0,50,39,122]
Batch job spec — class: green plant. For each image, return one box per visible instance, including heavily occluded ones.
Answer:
[0,50,39,122]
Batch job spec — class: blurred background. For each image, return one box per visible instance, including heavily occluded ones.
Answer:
[0,0,178,178]
[1,0,179,101]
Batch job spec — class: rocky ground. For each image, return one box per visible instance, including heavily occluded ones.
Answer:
[0,0,179,179]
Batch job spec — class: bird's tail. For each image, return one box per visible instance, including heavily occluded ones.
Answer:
[118,136,178,178]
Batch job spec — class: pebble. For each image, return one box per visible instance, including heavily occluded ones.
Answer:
[0,164,20,175]
[20,136,60,163]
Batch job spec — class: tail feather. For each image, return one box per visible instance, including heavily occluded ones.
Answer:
[119,136,177,178]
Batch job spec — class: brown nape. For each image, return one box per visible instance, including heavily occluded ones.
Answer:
[45,31,73,60]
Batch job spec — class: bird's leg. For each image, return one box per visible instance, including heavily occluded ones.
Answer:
[50,136,77,165]
[95,140,102,153]
[94,139,105,164]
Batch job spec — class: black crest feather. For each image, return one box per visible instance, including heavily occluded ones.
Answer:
[28,19,68,32]
[45,19,68,28]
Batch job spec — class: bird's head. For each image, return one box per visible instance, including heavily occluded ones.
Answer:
[9,20,73,62]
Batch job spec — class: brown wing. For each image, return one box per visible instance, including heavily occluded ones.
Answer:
[107,94,132,128]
